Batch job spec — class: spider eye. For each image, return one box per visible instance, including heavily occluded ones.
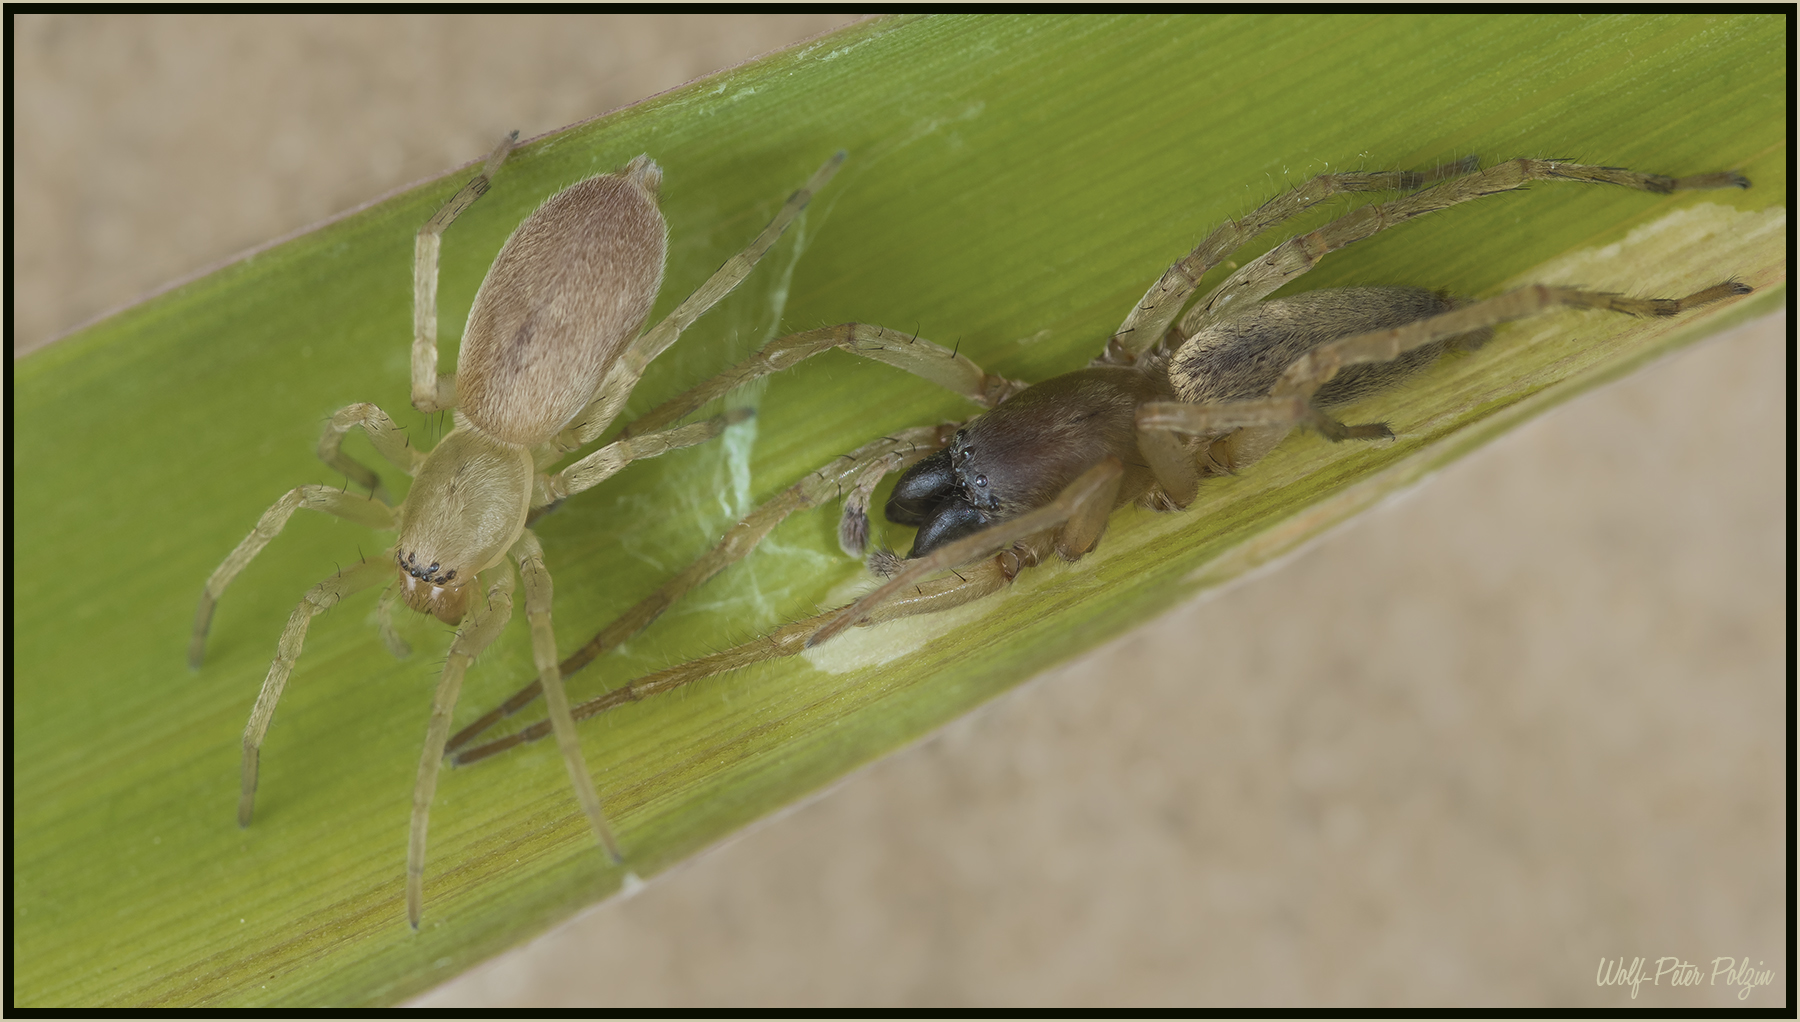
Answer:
[974,474,987,488]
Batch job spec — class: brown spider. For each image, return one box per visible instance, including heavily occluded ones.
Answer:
[444,155,1750,778]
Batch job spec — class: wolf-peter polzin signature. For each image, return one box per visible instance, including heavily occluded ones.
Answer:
[1596,955,1774,1000]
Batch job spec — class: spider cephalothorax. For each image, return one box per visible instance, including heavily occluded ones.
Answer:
[890,365,1174,556]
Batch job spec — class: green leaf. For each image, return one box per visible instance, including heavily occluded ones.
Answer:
[13,13,1784,1007]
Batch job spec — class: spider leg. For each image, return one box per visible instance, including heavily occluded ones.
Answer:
[1104,156,1479,363]
[619,322,1025,440]
[237,557,392,827]
[452,606,837,767]
[191,486,398,668]
[511,529,621,863]
[444,425,949,755]
[318,402,428,504]
[406,562,515,929]
[1135,421,1201,509]
[1184,158,1750,335]
[452,557,1017,768]
[837,454,903,557]
[413,132,516,413]
[534,408,754,509]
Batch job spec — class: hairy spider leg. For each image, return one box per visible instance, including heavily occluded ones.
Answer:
[446,425,950,755]
[239,557,394,827]
[508,530,619,863]
[1183,159,1750,337]
[620,322,1026,439]
[533,408,755,510]
[453,607,838,767]
[317,402,429,504]
[1104,156,1482,364]
[191,485,400,669]
[413,131,518,413]
[406,558,515,929]
[451,457,1131,766]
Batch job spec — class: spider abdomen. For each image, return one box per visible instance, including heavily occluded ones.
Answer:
[1171,286,1475,408]
[456,158,669,447]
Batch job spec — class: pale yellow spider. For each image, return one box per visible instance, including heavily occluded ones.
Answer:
[190,133,843,927]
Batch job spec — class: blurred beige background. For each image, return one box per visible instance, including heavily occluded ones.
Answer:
[16,14,1783,1009]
